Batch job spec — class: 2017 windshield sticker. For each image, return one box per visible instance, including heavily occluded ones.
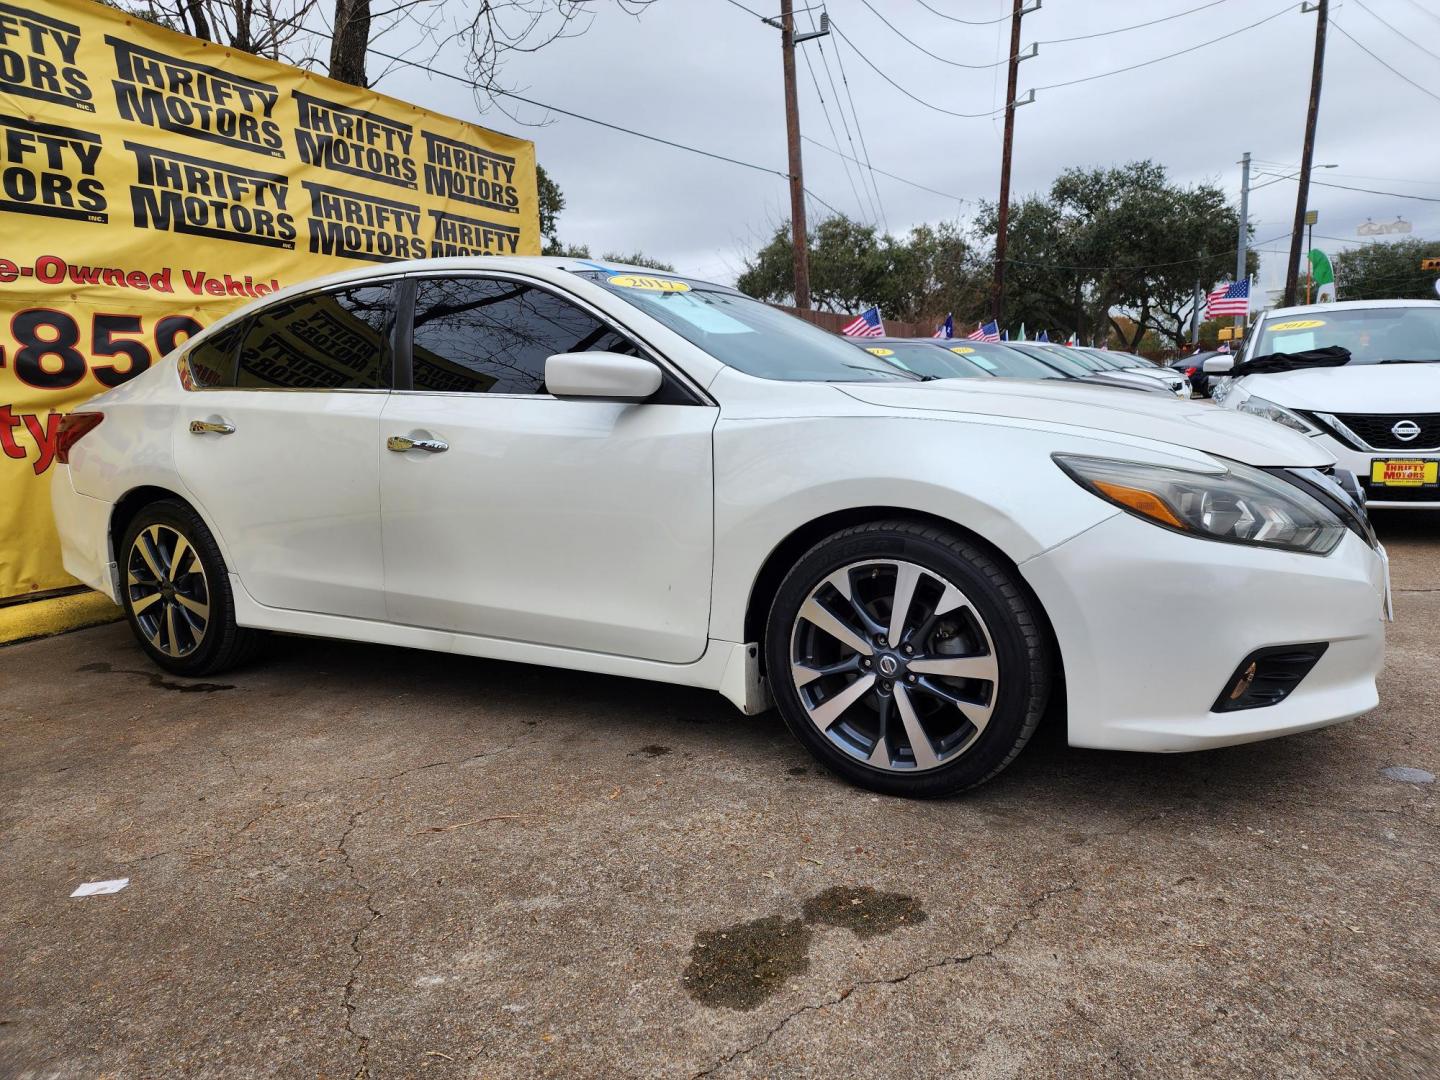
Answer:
[608,274,690,293]
[949,346,975,354]
[1270,319,1326,331]
[865,347,894,356]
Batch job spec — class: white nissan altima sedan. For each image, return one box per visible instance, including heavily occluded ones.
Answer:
[51,258,1389,797]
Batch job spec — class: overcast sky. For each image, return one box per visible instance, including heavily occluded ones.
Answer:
[353,0,1440,304]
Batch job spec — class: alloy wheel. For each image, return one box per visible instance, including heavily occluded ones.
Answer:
[127,524,210,658]
[788,559,999,772]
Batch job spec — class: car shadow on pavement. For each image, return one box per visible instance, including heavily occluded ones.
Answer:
[239,628,1372,822]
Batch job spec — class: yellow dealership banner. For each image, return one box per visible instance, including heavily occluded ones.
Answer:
[0,0,539,604]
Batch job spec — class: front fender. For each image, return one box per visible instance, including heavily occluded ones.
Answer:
[708,413,1121,643]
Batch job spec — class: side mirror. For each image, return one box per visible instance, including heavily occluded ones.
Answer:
[546,351,662,401]
[1203,356,1235,374]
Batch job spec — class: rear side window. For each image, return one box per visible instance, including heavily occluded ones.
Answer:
[237,284,394,390]
[184,324,243,388]
[409,276,638,394]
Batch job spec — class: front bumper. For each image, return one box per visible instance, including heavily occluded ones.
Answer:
[1319,433,1440,509]
[1020,512,1387,752]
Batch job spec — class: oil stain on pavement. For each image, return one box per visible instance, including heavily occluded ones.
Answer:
[683,886,928,1009]
[77,661,235,694]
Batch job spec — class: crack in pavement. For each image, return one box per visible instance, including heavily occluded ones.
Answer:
[330,734,528,1078]
[690,880,1080,1079]
[339,796,385,1080]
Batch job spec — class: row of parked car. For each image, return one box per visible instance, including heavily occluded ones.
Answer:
[856,298,1440,512]
[856,338,1192,398]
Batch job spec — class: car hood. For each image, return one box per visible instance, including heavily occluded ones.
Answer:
[1234,361,1440,412]
[835,378,1331,467]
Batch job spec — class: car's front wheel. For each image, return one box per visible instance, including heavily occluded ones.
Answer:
[119,499,264,677]
[766,520,1052,797]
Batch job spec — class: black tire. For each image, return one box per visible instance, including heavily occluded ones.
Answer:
[119,499,265,677]
[765,519,1052,798]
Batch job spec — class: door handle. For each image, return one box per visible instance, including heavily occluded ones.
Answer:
[387,435,448,453]
[189,419,235,435]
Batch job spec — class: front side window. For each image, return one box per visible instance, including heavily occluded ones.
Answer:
[236,283,394,390]
[410,277,639,394]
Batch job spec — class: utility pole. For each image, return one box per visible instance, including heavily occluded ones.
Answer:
[767,2,829,311]
[992,0,1039,326]
[1234,150,1250,336]
[1284,0,1328,307]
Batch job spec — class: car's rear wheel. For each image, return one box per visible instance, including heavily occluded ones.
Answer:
[766,520,1052,797]
[120,500,263,676]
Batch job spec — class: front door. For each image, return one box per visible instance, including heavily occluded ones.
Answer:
[379,274,716,664]
[174,281,394,621]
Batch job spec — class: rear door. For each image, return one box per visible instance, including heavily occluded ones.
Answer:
[174,281,394,620]
[378,273,717,663]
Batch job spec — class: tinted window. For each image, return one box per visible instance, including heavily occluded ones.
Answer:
[237,284,393,390]
[185,324,242,388]
[410,277,639,394]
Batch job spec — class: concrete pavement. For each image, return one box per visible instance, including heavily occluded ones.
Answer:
[2,514,1436,1079]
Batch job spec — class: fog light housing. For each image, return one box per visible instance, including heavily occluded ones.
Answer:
[1211,643,1329,712]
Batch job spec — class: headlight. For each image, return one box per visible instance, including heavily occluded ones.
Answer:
[1054,455,1347,555]
[1235,394,1318,435]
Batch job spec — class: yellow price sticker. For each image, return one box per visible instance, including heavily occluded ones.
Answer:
[608,274,691,293]
[949,346,976,354]
[865,347,895,356]
[1269,319,1326,331]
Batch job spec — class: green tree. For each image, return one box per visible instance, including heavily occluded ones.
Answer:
[600,252,677,272]
[737,216,984,322]
[976,161,1247,350]
[1332,238,1440,301]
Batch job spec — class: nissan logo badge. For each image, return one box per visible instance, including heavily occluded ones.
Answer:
[1391,419,1422,442]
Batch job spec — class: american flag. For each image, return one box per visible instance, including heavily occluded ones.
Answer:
[933,313,954,339]
[841,306,885,337]
[967,319,1001,343]
[1205,280,1250,318]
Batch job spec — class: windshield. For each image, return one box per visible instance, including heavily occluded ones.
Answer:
[948,341,1065,378]
[578,271,914,382]
[1013,343,1096,376]
[1253,306,1440,364]
[854,341,989,379]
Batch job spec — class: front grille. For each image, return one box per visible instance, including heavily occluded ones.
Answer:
[1333,412,1440,450]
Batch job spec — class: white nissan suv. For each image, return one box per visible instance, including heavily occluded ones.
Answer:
[1211,299,1440,509]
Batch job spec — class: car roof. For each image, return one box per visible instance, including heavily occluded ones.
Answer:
[1260,298,1440,319]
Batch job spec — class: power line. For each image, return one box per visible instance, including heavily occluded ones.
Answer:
[1039,0,1237,45]
[799,38,873,223]
[1006,233,1291,273]
[1330,19,1440,103]
[1309,178,1440,203]
[1351,0,1440,64]
[804,6,882,226]
[829,28,890,231]
[1398,0,1440,26]
[811,34,884,224]
[800,136,965,202]
[856,0,1014,69]
[297,19,868,221]
[830,20,1008,119]
[911,0,1014,26]
[716,0,765,19]
[1033,5,1298,92]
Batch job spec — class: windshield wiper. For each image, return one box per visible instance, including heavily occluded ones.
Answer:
[1379,358,1440,364]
